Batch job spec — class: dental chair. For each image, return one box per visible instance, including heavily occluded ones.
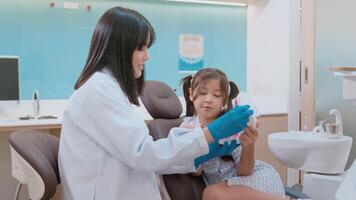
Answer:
[140,80,206,200]
[140,80,309,200]
[8,129,60,200]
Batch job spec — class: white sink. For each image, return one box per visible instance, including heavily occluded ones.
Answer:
[268,131,352,174]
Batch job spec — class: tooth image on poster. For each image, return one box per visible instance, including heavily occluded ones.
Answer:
[179,34,204,73]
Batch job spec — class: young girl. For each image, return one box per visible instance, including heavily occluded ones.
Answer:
[180,68,286,200]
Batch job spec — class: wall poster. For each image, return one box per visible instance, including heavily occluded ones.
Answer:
[178,34,204,73]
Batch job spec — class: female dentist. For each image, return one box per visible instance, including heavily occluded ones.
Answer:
[58,6,253,200]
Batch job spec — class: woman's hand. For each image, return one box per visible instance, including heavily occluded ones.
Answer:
[207,105,253,142]
[194,140,239,168]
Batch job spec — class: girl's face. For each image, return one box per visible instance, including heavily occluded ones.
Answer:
[189,78,225,122]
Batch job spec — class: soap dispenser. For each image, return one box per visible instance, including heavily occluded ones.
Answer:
[32,90,40,118]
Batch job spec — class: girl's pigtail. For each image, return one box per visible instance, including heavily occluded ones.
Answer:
[226,81,239,111]
[180,75,194,116]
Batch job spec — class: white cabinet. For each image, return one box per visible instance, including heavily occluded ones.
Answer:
[332,67,356,104]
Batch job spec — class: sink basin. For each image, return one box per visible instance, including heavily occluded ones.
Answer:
[268,131,352,174]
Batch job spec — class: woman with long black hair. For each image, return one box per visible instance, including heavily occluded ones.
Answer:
[58,6,252,200]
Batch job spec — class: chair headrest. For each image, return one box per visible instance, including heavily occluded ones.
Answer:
[140,80,182,119]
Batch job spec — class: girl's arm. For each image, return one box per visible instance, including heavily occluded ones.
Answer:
[236,125,258,176]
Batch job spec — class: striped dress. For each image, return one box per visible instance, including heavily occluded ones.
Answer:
[182,117,286,198]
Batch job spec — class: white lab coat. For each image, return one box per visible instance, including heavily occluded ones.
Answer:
[58,69,209,200]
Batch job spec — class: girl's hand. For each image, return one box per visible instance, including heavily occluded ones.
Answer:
[239,123,259,148]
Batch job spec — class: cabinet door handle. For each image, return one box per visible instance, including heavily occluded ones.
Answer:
[304,67,308,84]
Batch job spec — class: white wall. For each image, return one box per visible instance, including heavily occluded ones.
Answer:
[247,0,302,130]
[247,0,301,186]
[247,0,290,100]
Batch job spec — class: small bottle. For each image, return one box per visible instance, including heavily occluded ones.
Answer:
[32,90,40,118]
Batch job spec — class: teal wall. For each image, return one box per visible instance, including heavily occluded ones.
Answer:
[0,0,247,99]
[315,0,356,167]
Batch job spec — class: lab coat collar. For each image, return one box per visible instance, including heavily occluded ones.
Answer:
[101,67,114,78]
